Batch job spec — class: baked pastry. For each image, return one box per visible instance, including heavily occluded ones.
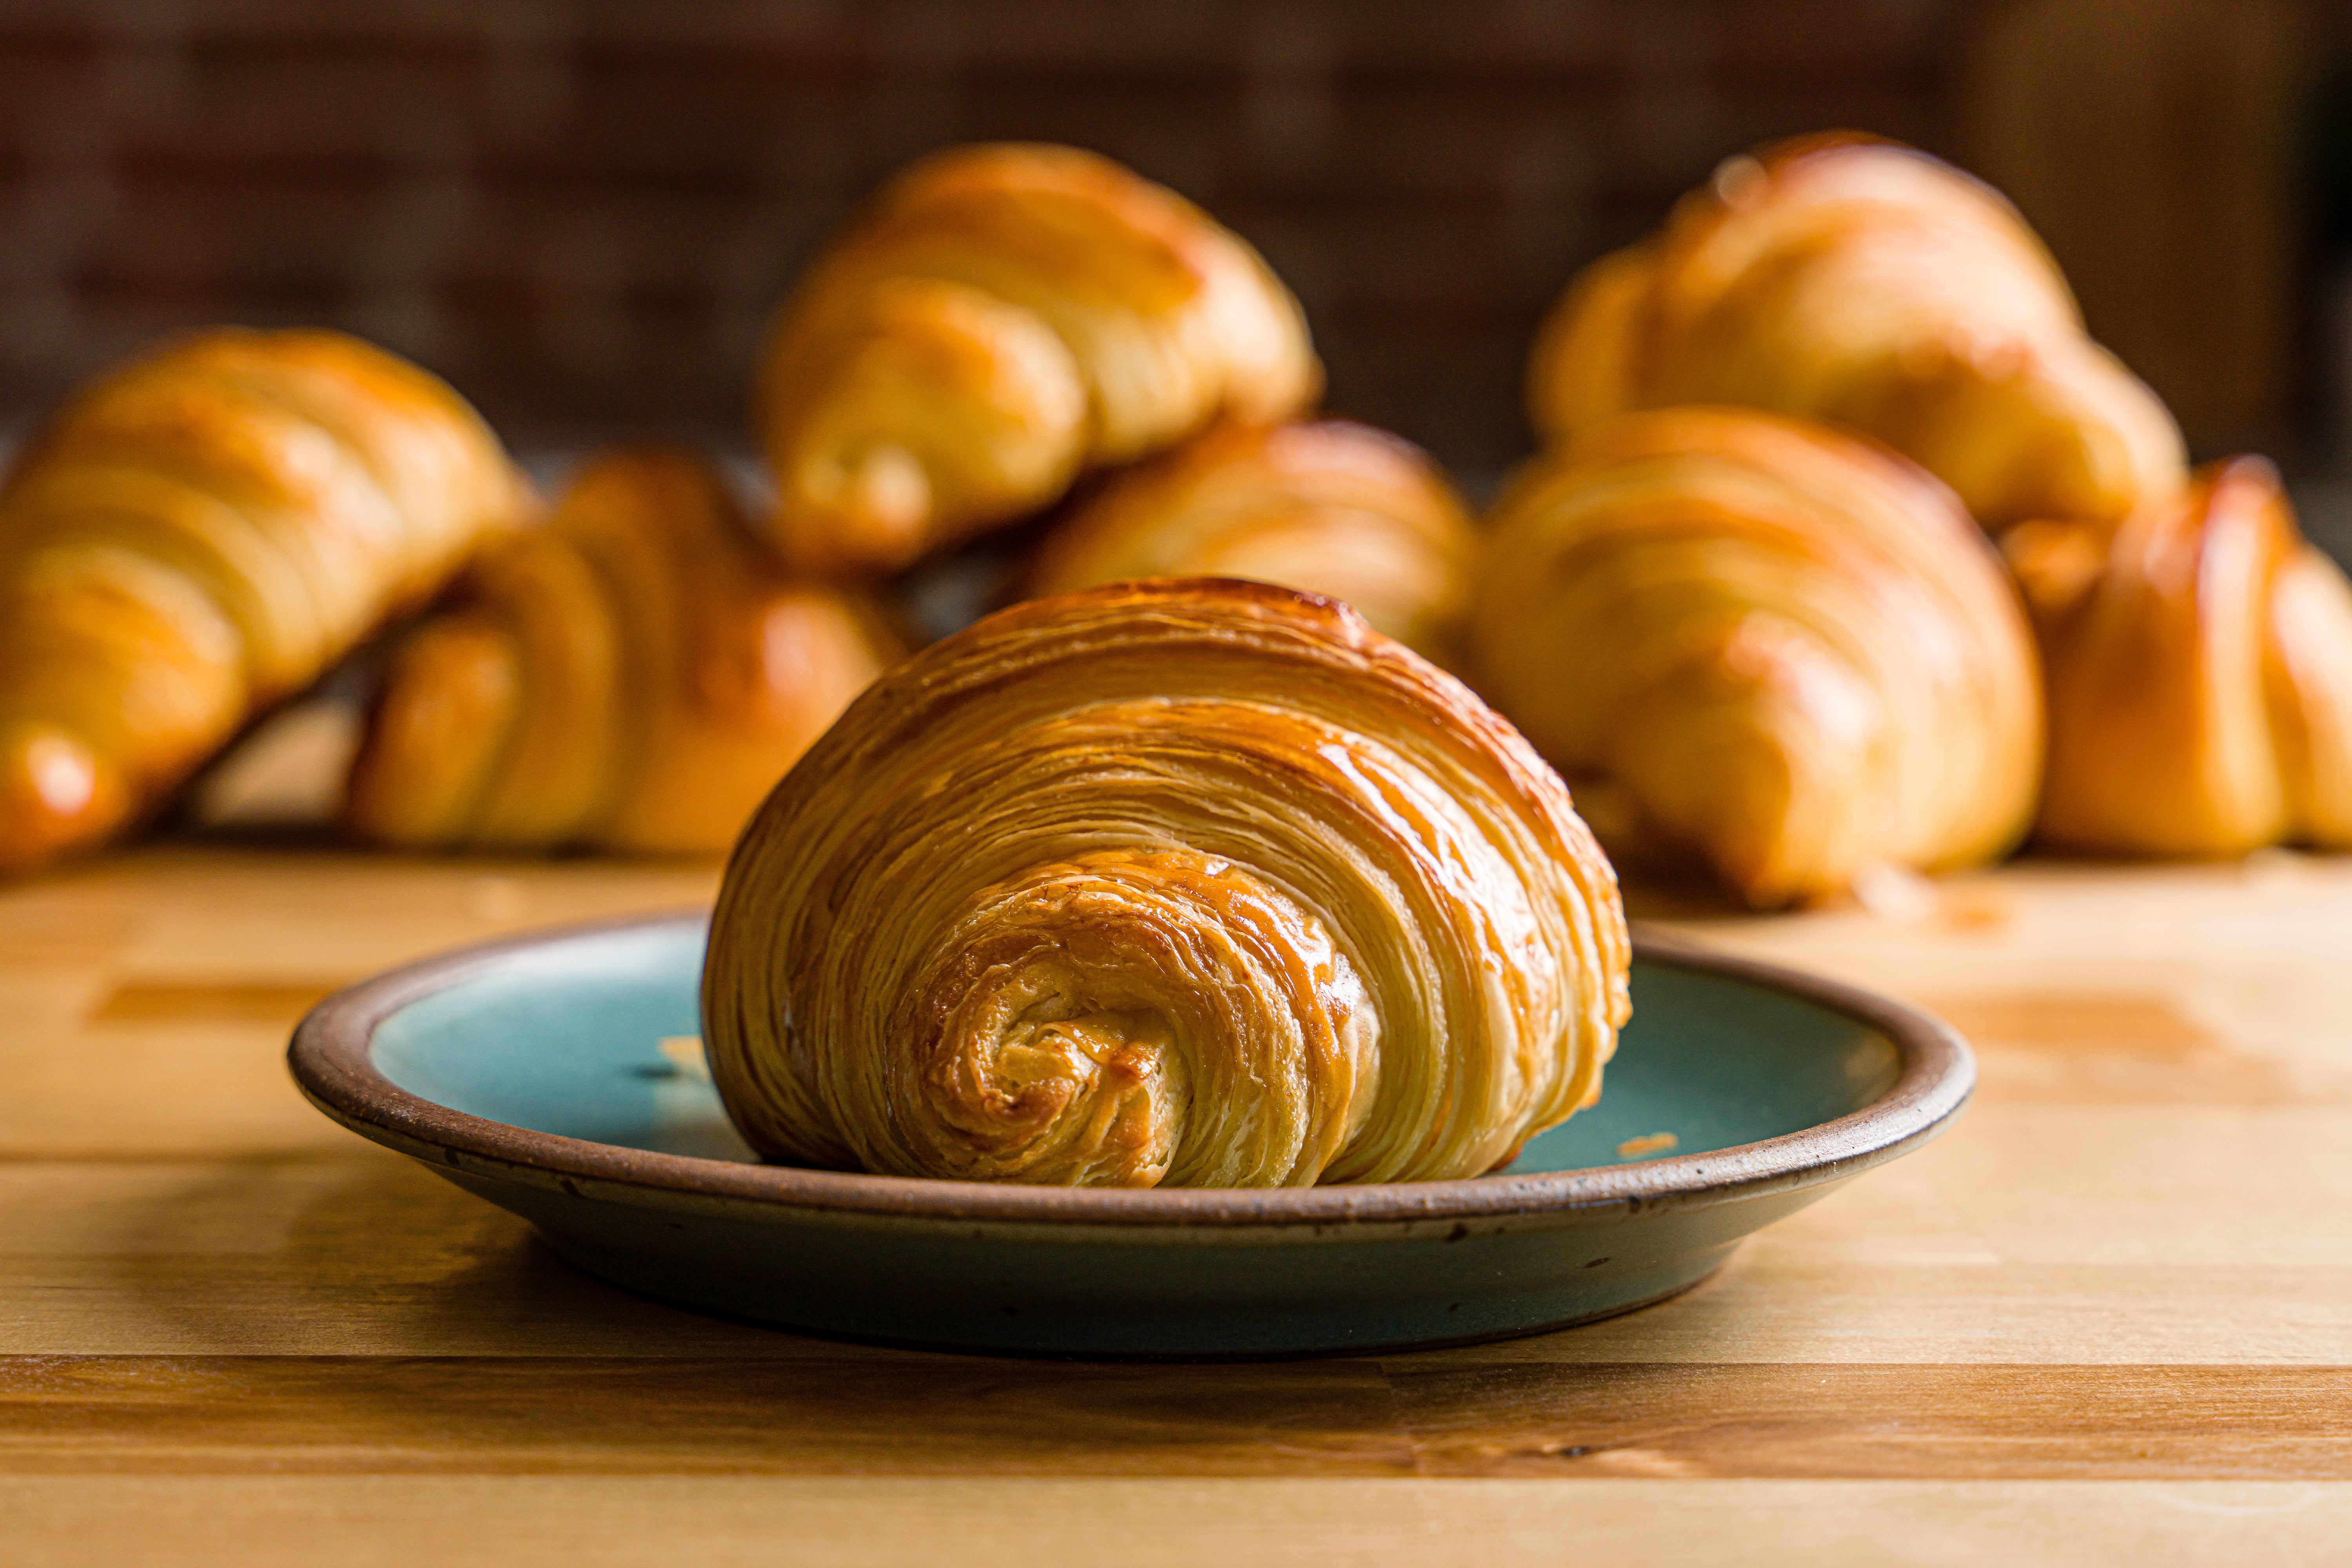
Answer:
[1024,419,1477,661]
[1527,132,2186,530]
[2006,457,2352,855]
[1472,407,2043,907]
[702,579,1628,1188]
[755,143,1321,575]
[0,328,524,877]
[347,448,900,856]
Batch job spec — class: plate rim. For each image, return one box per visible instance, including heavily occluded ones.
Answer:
[287,910,1975,1231]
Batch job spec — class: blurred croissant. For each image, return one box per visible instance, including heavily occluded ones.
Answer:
[1528,132,2186,530]
[1472,407,2044,907]
[1025,419,1475,660]
[0,328,524,877]
[756,143,1321,574]
[2006,459,2352,856]
[346,448,900,856]
[703,579,1628,1188]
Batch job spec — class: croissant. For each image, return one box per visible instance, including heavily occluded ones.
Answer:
[1024,419,1476,660]
[1527,132,2186,530]
[755,143,1321,575]
[1471,407,2044,908]
[0,328,524,877]
[346,448,900,856]
[2005,458,2352,856]
[702,579,1629,1188]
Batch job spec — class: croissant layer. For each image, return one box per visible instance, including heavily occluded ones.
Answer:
[1473,407,2044,907]
[703,579,1629,1188]
[1026,419,1476,661]
[757,144,1321,573]
[346,448,900,857]
[1527,132,2186,530]
[2007,458,2352,856]
[0,328,523,875]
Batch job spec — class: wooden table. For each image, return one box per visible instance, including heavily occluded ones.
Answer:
[3,844,2348,1564]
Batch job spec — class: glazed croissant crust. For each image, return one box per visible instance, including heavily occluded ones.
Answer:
[1527,132,2186,530]
[702,579,1629,1188]
[2006,458,2352,856]
[1472,407,2044,907]
[346,449,900,856]
[1025,419,1476,662]
[756,143,1321,574]
[0,328,524,876]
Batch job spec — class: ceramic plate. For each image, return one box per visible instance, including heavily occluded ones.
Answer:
[289,913,1972,1357]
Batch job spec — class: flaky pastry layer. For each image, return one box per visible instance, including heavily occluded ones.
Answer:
[756,144,1321,573]
[0,328,524,875]
[1027,419,1476,662]
[1527,132,2185,530]
[1474,406,2044,907]
[702,579,1628,1187]
[2007,459,2352,855]
[346,449,900,855]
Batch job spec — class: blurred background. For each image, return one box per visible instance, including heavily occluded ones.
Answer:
[3,0,2350,553]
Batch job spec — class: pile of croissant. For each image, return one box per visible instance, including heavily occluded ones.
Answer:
[0,143,1476,879]
[1497,129,2352,894]
[6,131,2348,1187]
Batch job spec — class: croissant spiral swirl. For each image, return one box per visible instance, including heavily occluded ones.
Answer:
[2006,458,2352,855]
[0,328,524,875]
[1527,132,2186,530]
[347,449,900,856]
[756,143,1321,574]
[1026,419,1476,661]
[703,580,1628,1188]
[1472,407,2044,907]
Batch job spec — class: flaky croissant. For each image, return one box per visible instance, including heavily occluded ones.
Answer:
[702,579,1628,1188]
[2006,458,2352,856]
[1024,419,1475,661]
[755,143,1321,574]
[1472,407,2044,908]
[1527,132,2186,530]
[346,448,900,856]
[0,328,524,877]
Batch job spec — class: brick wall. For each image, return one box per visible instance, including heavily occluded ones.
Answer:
[0,0,2008,472]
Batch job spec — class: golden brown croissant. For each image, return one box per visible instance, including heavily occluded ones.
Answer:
[702,579,1628,1188]
[347,448,900,856]
[2005,458,2352,856]
[0,328,524,877]
[1472,407,2044,908]
[1024,419,1476,661]
[1527,132,2186,530]
[755,143,1321,575]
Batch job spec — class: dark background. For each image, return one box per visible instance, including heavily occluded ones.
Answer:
[3,0,2348,526]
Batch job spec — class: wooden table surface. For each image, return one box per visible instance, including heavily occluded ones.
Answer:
[2,843,2348,1565]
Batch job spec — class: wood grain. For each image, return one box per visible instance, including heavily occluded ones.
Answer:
[2,842,2349,1563]
[6,1152,2350,1365]
[5,1477,2347,1568]
[3,1357,2347,1481]
[1919,992,2336,1106]
[0,1356,1413,1477]
[90,982,345,1025]
[1388,1363,2352,1479]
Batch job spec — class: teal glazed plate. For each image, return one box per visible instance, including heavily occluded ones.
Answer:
[289,914,1973,1358]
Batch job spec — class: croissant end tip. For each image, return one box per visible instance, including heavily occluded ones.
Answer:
[0,723,127,877]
